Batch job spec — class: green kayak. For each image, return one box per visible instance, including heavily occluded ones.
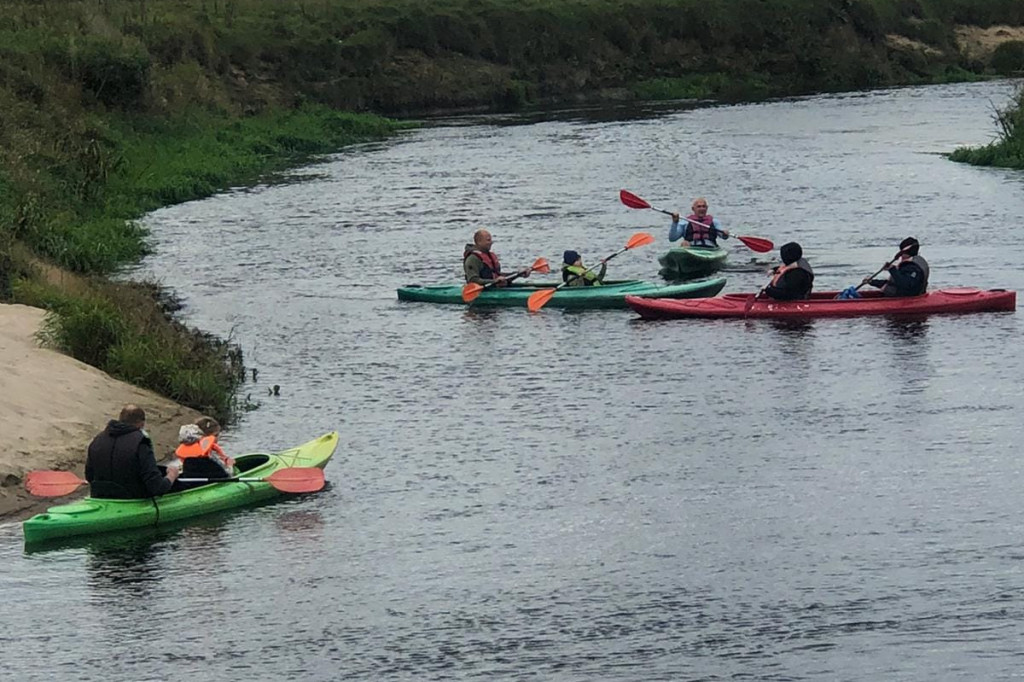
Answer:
[22,432,338,546]
[397,278,727,309]
[658,246,729,279]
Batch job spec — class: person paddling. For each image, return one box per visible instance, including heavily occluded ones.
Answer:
[764,242,814,300]
[862,237,929,297]
[561,250,606,287]
[463,229,531,287]
[669,197,730,247]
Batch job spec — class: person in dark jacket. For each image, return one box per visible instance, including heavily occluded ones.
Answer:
[764,242,814,301]
[85,404,178,499]
[862,237,929,297]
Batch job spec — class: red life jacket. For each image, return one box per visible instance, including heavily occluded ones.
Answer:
[687,214,715,246]
[465,249,501,279]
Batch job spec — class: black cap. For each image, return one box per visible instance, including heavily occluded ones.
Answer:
[899,237,920,256]
[780,242,802,265]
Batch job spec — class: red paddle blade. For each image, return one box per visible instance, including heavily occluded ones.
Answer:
[530,257,550,275]
[461,282,485,303]
[527,288,557,313]
[265,467,326,494]
[25,470,87,497]
[626,232,656,249]
[738,235,774,253]
[619,189,651,210]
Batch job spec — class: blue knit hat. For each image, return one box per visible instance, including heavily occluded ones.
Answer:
[563,250,581,265]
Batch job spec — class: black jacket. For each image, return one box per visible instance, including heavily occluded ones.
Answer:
[868,255,929,297]
[765,258,815,301]
[85,420,172,499]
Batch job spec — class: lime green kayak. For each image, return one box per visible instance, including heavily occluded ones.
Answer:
[22,432,338,545]
[658,247,728,279]
[397,278,727,309]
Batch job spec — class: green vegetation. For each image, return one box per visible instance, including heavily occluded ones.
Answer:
[950,87,1024,169]
[1,0,1023,417]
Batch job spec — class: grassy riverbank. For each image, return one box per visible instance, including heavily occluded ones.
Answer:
[949,86,1024,169]
[2,0,1023,419]
[1,103,400,420]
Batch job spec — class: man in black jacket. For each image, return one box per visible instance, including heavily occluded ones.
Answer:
[862,237,929,297]
[85,404,178,499]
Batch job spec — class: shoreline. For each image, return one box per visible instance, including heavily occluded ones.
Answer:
[0,303,200,522]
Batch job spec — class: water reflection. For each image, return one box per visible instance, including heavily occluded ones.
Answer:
[86,539,165,598]
[6,80,1018,682]
[882,316,933,397]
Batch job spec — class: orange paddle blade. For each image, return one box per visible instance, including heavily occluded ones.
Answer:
[527,288,557,313]
[626,232,656,249]
[619,189,651,210]
[263,467,326,494]
[737,235,773,253]
[530,257,550,275]
[461,282,485,303]
[25,470,87,497]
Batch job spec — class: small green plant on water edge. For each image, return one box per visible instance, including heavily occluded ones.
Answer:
[949,87,1024,169]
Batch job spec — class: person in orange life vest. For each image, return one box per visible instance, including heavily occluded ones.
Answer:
[463,229,531,287]
[175,416,234,485]
[669,197,730,247]
[862,237,929,297]
[764,241,814,300]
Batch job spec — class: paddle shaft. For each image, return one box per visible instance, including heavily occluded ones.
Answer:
[177,476,261,483]
[854,249,908,292]
[475,266,533,291]
[558,249,631,289]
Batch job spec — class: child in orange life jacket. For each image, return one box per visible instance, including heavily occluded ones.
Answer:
[175,417,234,480]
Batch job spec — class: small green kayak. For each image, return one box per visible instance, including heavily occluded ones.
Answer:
[658,246,728,279]
[22,432,338,545]
[397,278,727,309]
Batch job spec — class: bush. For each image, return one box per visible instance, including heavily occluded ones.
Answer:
[991,41,1024,76]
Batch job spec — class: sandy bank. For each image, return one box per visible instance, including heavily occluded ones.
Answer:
[0,303,200,521]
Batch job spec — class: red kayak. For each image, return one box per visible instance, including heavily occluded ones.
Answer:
[626,288,1017,320]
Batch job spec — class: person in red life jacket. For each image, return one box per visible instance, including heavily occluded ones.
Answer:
[764,241,814,300]
[463,229,531,287]
[669,197,730,247]
[862,237,930,297]
[85,404,179,499]
[175,416,234,488]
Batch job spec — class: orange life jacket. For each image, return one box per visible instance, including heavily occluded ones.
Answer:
[175,435,225,460]
[769,263,797,287]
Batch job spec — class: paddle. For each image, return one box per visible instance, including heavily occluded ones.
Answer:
[837,247,911,299]
[526,232,655,312]
[461,257,550,303]
[24,467,326,498]
[619,189,774,253]
[744,288,766,315]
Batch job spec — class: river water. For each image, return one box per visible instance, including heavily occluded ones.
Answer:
[3,80,1024,680]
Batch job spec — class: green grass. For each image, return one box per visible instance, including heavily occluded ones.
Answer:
[2,0,1024,416]
[949,87,1024,169]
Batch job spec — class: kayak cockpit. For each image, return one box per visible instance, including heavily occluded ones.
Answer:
[234,454,271,473]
